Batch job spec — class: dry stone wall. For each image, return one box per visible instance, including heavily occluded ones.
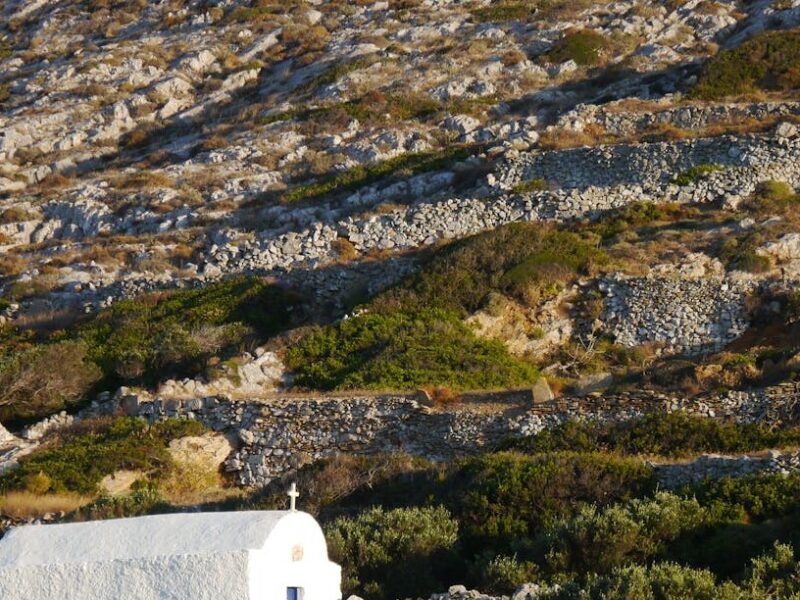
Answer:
[206,132,800,282]
[600,274,754,355]
[85,383,800,487]
[653,450,800,488]
[555,101,800,138]
[15,127,800,317]
[499,133,800,193]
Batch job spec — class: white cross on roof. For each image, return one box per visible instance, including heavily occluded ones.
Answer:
[287,483,300,511]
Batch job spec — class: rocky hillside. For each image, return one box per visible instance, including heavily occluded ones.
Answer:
[3,0,800,598]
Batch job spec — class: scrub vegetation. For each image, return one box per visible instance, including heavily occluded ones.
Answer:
[224,414,800,600]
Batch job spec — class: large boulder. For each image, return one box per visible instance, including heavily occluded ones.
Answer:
[168,433,234,471]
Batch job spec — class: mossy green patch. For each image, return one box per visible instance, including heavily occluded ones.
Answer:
[546,29,609,66]
[73,276,300,386]
[286,308,538,391]
[0,418,206,495]
[691,29,800,100]
[672,163,725,186]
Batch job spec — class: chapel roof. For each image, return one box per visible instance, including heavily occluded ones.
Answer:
[0,510,309,568]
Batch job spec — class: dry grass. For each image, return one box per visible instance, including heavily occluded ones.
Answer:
[541,111,799,151]
[0,492,93,519]
[11,305,85,333]
[37,172,75,192]
[539,124,609,150]
[331,237,359,262]
[111,170,175,191]
[422,385,461,407]
[157,459,223,505]
[0,254,27,277]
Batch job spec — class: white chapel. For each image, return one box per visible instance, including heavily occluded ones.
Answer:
[0,507,342,600]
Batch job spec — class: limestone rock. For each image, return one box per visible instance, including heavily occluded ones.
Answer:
[99,470,142,496]
[531,379,555,404]
[0,422,16,445]
[776,121,799,139]
[168,433,234,471]
[758,233,800,262]
[443,115,481,136]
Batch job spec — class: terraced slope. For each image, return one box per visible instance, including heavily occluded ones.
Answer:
[2,1,800,597]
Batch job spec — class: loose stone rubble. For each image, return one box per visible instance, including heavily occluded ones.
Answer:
[600,274,752,355]
[430,583,550,600]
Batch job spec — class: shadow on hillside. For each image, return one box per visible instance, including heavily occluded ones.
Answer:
[505,60,704,125]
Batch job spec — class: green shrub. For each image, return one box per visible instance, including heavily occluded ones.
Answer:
[542,561,742,600]
[691,29,800,100]
[287,223,607,391]
[76,276,299,386]
[673,514,800,579]
[23,472,53,495]
[480,554,540,591]
[594,202,696,240]
[227,5,282,23]
[542,543,800,599]
[672,164,725,186]
[0,418,206,494]
[0,340,102,424]
[0,277,298,405]
[512,178,548,194]
[506,413,800,458]
[379,224,608,315]
[241,449,800,595]
[719,232,774,274]
[75,483,169,520]
[539,493,713,575]
[744,542,800,598]
[325,506,460,600]
[688,473,800,521]
[745,180,799,215]
[286,307,538,390]
[453,452,655,554]
[546,29,609,66]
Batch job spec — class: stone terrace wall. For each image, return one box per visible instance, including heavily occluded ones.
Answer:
[508,134,800,191]
[341,135,800,256]
[28,128,800,314]
[204,131,800,282]
[600,275,754,355]
[98,383,800,487]
[556,101,800,138]
[653,450,800,488]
